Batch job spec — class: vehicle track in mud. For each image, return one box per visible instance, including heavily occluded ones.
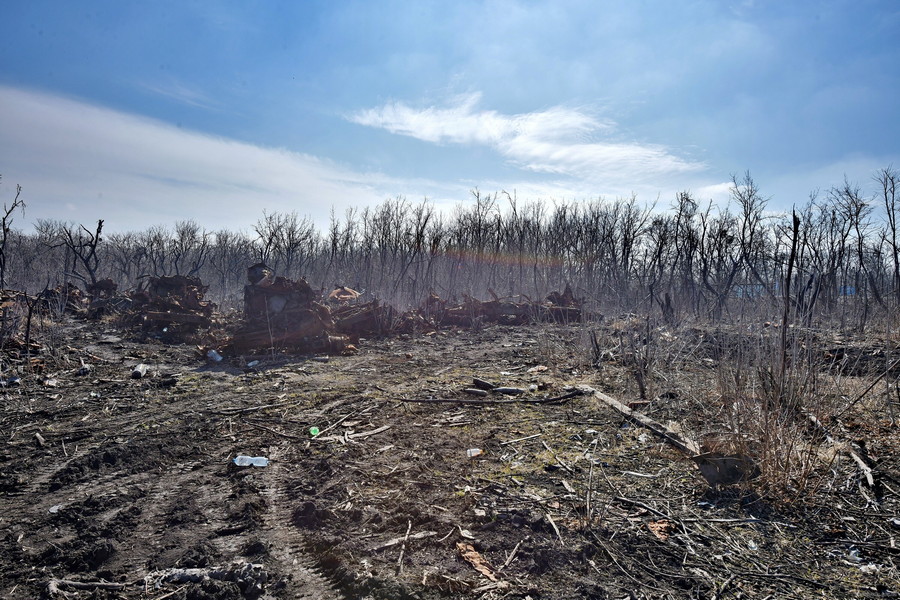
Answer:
[2,320,898,599]
[1,334,354,599]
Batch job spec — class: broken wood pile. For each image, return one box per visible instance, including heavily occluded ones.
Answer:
[332,300,394,338]
[126,275,216,334]
[230,264,349,354]
[421,285,583,327]
[229,265,584,354]
[39,283,86,314]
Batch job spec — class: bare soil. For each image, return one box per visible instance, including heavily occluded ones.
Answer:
[2,319,898,599]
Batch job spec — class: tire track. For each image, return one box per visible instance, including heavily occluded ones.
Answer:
[257,447,346,600]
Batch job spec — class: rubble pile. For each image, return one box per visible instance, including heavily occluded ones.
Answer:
[230,264,349,354]
[127,275,216,335]
[420,285,583,328]
[39,283,86,314]
[1,264,583,358]
[229,265,584,354]
[332,300,394,338]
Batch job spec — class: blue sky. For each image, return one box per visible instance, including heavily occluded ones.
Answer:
[1,0,898,232]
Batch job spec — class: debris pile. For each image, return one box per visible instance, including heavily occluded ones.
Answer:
[86,277,118,300]
[231,264,349,354]
[0,289,34,353]
[332,300,394,338]
[127,275,216,336]
[230,266,583,354]
[421,285,583,327]
[39,283,86,314]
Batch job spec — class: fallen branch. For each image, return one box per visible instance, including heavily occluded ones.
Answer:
[541,439,574,473]
[806,412,876,487]
[396,520,412,575]
[349,424,391,439]
[500,433,542,445]
[591,389,701,455]
[372,529,437,551]
[316,424,391,443]
[47,579,129,596]
[834,356,900,419]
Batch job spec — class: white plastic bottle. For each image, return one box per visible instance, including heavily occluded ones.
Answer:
[233,455,269,467]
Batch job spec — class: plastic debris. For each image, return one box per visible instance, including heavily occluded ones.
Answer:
[233,455,269,467]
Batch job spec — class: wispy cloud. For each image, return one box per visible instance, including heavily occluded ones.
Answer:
[350,93,705,184]
[137,78,222,111]
[0,86,423,232]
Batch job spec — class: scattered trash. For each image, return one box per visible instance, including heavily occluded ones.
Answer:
[34,432,46,447]
[464,388,488,397]
[526,365,548,373]
[76,365,93,376]
[0,376,21,387]
[859,563,880,574]
[131,363,149,379]
[246,360,259,368]
[309,427,320,436]
[48,504,63,514]
[233,455,269,467]
[467,448,484,458]
[207,349,223,363]
[847,547,863,563]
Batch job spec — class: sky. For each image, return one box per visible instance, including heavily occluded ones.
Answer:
[1,0,899,233]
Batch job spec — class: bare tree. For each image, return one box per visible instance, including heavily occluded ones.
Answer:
[59,220,105,289]
[0,176,25,290]
[875,166,900,306]
[169,220,211,276]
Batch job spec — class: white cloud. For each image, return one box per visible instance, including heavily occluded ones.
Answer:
[0,85,427,232]
[350,92,705,185]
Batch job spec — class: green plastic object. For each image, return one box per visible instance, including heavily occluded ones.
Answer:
[309,427,320,436]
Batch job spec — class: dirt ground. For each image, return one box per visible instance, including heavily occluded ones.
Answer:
[2,318,899,599]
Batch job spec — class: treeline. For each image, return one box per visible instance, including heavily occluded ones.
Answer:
[3,168,899,331]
